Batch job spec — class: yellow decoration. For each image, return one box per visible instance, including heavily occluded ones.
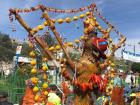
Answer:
[109,38,113,43]
[52,19,56,23]
[73,16,78,21]
[34,95,39,102]
[110,80,114,84]
[57,18,63,24]
[31,77,38,84]
[31,68,37,74]
[111,63,115,67]
[44,21,49,26]
[32,28,38,33]
[111,73,115,78]
[80,14,85,19]
[108,60,112,65]
[42,83,48,89]
[29,51,36,58]
[93,17,96,21]
[33,86,39,93]
[42,65,48,71]
[42,57,48,62]
[55,45,61,50]
[28,42,34,48]
[97,26,102,30]
[80,36,85,40]
[37,25,44,30]
[86,12,90,16]
[43,73,48,80]
[48,46,55,51]
[65,17,71,23]
[84,28,88,34]
[44,91,48,96]
[75,39,80,43]
[30,60,36,66]
[67,42,73,46]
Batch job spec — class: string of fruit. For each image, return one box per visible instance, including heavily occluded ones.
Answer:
[28,39,49,103]
[30,12,91,35]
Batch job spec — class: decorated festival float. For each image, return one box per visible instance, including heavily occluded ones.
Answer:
[9,2,126,105]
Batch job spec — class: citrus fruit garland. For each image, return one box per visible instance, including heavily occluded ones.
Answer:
[30,12,91,34]
[29,43,49,102]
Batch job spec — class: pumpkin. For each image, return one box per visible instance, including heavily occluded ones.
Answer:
[57,18,63,24]
[65,17,71,23]
[73,16,78,21]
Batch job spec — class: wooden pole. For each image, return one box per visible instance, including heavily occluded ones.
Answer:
[41,11,75,71]
[14,13,54,60]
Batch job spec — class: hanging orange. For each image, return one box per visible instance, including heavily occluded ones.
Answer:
[57,18,63,24]
[73,16,78,21]
[30,60,37,66]
[31,68,37,74]
[42,65,48,71]
[33,86,39,93]
[42,83,48,89]
[80,14,85,19]
[65,17,71,23]
[43,73,48,80]
[34,95,39,102]
[44,21,49,26]
[31,77,38,84]
[44,91,48,96]
[37,25,44,30]
[29,51,36,58]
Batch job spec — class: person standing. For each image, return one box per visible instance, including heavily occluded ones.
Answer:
[0,92,13,105]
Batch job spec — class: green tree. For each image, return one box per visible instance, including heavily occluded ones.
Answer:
[131,62,140,73]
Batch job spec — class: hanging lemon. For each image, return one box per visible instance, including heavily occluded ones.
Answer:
[42,83,48,89]
[75,39,80,43]
[44,91,48,96]
[37,25,44,30]
[32,28,38,33]
[31,68,37,74]
[80,14,85,19]
[65,17,71,23]
[80,36,85,40]
[43,73,48,80]
[48,46,55,51]
[34,95,39,102]
[33,86,39,93]
[29,51,36,58]
[86,12,90,16]
[44,21,49,26]
[31,77,38,84]
[28,42,34,48]
[73,16,78,21]
[42,65,48,71]
[55,45,61,50]
[57,18,63,24]
[30,59,36,66]
[111,63,115,67]
[67,42,73,46]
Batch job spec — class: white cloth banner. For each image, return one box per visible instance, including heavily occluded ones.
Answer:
[13,56,31,63]
[123,51,140,62]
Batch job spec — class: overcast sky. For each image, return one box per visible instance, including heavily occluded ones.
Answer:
[0,0,140,56]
